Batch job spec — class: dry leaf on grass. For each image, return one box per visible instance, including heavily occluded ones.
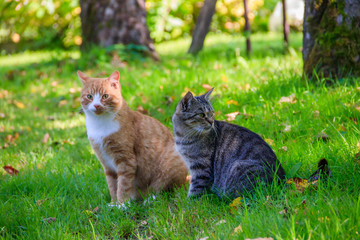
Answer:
[279,94,297,104]
[226,100,239,106]
[225,112,240,121]
[202,84,213,92]
[286,177,310,191]
[265,139,274,146]
[3,165,19,176]
[13,100,25,109]
[198,237,209,240]
[36,198,48,206]
[42,133,50,144]
[229,197,243,214]
[233,224,243,233]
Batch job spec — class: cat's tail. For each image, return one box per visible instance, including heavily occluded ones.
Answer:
[308,158,331,182]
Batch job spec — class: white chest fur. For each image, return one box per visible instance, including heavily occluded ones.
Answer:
[85,112,120,172]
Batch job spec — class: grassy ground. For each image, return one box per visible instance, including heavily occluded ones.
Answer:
[0,32,360,239]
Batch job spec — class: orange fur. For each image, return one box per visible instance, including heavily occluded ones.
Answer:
[78,70,188,203]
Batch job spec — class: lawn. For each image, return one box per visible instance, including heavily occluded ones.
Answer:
[0,32,360,239]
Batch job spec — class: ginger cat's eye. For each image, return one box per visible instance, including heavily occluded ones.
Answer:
[102,94,109,99]
[87,94,93,100]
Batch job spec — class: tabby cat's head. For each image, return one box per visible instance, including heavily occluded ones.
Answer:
[173,88,215,134]
[78,71,123,116]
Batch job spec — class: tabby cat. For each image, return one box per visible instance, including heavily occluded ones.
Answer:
[78,70,188,206]
[172,88,285,199]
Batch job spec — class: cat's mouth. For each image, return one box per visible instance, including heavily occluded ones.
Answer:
[93,108,104,115]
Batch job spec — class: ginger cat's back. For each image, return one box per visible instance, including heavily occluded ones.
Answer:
[78,70,187,205]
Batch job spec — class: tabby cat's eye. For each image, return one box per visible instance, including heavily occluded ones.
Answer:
[102,94,109,99]
[87,94,93,100]
[199,113,205,118]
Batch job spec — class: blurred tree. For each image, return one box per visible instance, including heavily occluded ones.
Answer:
[303,0,360,79]
[282,0,289,47]
[79,0,159,60]
[243,0,252,56]
[188,0,217,54]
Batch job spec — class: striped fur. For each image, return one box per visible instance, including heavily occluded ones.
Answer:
[172,89,285,199]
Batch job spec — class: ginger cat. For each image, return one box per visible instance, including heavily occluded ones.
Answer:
[78,70,188,206]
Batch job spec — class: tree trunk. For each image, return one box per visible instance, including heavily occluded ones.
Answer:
[79,0,159,60]
[188,0,217,54]
[243,0,252,56]
[303,0,360,79]
[282,0,289,47]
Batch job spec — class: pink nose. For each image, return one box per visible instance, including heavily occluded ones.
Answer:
[94,104,100,109]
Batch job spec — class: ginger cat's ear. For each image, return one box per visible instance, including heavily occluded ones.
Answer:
[109,71,121,90]
[77,70,89,85]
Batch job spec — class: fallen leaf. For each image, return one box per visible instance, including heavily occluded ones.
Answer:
[13,101,25,109]
[93,206,99,213]
[226,100,239,106]
[157,108,165,114]
[0,113,5,119]
[42,133,50,144]
[279,146,287,152]
[37,198,48,206]
[221,75,228,82]
[198,237,209,240]
[202,84,212,92]
[3,165,19,176]
[279,94,297,104]
[265,139,274,146]
[42,217,56,223]
[225,112,240,121]
[58,100,68,107]
[286,177,309,192]
[229,197,243,214]
[233,224,243,233]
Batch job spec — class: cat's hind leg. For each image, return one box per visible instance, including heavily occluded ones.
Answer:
[223,160,272,196]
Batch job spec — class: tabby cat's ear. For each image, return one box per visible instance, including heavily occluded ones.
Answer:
[77,70,88,85]
[109,70,121,89]
[181,91,194,111]
[203,87,214,100]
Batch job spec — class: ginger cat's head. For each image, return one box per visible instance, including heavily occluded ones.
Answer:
[78,71,123,116]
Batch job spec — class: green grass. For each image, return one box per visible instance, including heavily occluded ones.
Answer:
[1,32,360,239]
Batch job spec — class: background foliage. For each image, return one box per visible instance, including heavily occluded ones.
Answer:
[0,0,280,53]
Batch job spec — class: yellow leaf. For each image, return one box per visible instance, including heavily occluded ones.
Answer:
[229,197,243,214]
[286,177,310,192]
[226,100,239,106]
[279,94,297,104]
[265,138,274,146]
[13,101,25,109]
[234,224,243,233]
[221,75,228,82]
